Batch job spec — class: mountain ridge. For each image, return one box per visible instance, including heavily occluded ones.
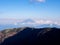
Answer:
[0,27,60,45]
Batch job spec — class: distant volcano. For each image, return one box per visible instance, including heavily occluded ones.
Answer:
[21,19,35,23]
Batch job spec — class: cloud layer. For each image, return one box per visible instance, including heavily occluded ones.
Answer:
[0,19,60,26]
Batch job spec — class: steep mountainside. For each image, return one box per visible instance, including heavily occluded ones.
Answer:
[0,27,60,45]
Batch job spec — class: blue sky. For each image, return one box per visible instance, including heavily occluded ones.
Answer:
[0,0,60,21]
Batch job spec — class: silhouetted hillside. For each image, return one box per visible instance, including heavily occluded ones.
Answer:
[0,27,60,45]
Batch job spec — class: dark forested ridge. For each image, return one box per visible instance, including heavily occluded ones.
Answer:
[0,27,60,45]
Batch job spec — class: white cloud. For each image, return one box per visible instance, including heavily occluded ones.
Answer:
[45,20,53,24]
[54,22,60,25]
[34,20,53,24]
[30,0,46,2]
[37,0,45,2]
[14,22,18,25]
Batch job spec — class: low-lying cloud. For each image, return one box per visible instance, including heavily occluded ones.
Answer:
[0,19,60,26]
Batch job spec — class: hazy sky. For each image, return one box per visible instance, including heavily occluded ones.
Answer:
[0,0,60,20]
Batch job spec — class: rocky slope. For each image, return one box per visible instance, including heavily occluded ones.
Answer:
[0,27,26,43]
